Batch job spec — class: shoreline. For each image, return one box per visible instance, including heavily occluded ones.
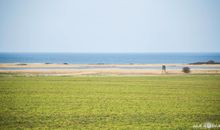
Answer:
[0,63,220,75]
[1,63,220,67]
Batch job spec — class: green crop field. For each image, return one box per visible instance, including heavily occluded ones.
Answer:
[0,75,220,129]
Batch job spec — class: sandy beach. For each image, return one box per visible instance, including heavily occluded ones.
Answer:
[0,63,220,75]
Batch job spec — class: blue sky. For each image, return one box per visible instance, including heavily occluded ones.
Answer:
[0,0,220,53]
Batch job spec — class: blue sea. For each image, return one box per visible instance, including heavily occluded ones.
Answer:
[0,53,220,64]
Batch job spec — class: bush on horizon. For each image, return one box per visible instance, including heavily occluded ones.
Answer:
[182,67,190,73]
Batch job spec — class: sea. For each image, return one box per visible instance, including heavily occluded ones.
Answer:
[0,53,220,64]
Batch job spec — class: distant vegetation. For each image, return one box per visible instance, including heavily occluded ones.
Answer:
[182,67,191,73]
[16,63,27,65]
[190,60,220,65]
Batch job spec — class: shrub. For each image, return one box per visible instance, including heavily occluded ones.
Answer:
[182,67,190,73]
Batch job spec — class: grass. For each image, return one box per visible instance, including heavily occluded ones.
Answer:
[0,75,220,129]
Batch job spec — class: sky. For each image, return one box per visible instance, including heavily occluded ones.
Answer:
[0,0,220,53]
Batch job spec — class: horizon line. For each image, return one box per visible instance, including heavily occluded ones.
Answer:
[0,51,220,53]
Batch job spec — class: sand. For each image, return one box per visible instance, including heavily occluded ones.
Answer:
[0,63,220,75]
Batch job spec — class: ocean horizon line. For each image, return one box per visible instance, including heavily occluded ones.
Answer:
[0,52,220,54]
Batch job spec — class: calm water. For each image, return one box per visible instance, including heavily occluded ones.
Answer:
[0,53,220,64]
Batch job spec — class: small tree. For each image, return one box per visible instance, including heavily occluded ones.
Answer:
[182,67,190,73]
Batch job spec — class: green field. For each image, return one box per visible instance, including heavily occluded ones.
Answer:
[0,75,220,129]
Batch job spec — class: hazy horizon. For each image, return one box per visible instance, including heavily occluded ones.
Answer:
[1,51,220,53]
[1,0,220,53]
